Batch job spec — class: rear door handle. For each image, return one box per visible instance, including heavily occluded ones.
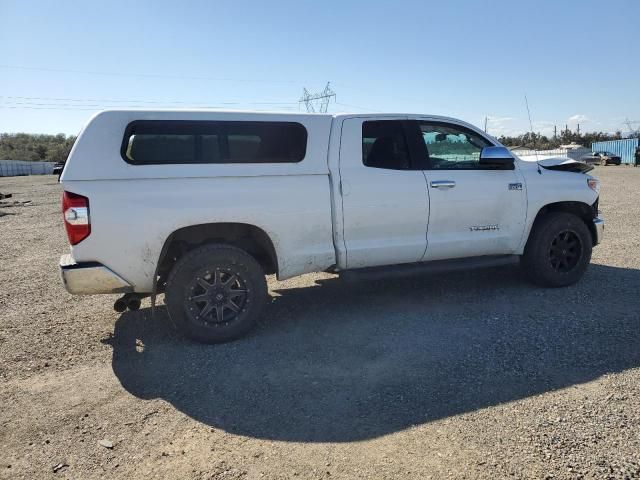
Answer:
[430,180,456,189]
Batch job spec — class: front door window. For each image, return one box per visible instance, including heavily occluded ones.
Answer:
[419,122,492,170]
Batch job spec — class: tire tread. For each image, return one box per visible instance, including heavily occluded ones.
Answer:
[165,243,268,343]
[522,212,592,287]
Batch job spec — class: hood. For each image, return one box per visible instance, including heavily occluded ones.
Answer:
[520,156,594,174]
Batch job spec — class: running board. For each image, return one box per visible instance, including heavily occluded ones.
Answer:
[339,255,519,282]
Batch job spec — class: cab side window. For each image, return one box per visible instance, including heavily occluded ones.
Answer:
[419,122,492,170]
[122,120,307,165]
[362,121,411,170]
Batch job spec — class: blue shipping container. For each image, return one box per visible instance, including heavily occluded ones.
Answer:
[591,138,639,165]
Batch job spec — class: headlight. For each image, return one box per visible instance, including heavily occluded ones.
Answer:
[587,178,600,193]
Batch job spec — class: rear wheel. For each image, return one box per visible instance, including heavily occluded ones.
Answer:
[521,212,592,287]
[165,244,268,343]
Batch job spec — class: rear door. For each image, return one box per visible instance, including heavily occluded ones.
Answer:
[338,117,430,269]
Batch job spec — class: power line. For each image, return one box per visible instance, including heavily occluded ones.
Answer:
[0,92,380,114]
[0,100,297,109]
[0,95,298,106]
[0,94,300,112]
[3,96,380,113]
[0,101,381,113]
[0,105,98,111]
[0,64,307,84]
[0,103,299,112]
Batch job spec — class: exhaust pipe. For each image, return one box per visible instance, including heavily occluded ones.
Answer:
[113,298,127,312]
[126,297,141,311]
[113,293,147,312]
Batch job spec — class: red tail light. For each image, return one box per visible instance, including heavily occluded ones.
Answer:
[62,191,90,245]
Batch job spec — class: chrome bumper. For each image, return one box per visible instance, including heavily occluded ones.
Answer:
[593,216,604,246]
[59,254,133,295]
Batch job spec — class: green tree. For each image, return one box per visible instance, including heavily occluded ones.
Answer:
[0,133,77,161]
[35,145,47,160]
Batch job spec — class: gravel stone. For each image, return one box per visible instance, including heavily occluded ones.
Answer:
[1,168,639,479]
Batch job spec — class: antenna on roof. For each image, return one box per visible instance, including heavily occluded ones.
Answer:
[525,94,542,174]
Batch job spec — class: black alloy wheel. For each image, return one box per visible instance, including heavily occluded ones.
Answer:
[186,268,249,326]
[549,230,582,273]
[165,244,268,343]
[521,212,593,287]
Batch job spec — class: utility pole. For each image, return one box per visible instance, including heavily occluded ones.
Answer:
[553,125,557,139]
[299,82,336,113]
[484,116,488,133]
[577,123,580,136]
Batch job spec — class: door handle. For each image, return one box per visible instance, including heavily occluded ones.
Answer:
[430,180,456,189]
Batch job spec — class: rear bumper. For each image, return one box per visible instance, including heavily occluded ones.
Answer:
[59,254,133,295]
[593,216,604,246]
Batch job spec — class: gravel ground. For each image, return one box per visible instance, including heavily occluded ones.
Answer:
[1,167,639,479]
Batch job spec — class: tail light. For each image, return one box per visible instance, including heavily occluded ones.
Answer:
[62,191,90,245]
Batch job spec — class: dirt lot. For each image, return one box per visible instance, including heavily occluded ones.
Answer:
[1,167,639,479]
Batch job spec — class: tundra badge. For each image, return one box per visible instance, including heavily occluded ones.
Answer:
[469,225,499,232]
[509,182,523,191]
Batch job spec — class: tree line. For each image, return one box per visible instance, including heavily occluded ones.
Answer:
[497,130,625,150]
[0,133,77,162]
[0,129,633,162]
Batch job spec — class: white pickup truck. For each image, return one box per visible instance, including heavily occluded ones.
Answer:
[59,111,603,343]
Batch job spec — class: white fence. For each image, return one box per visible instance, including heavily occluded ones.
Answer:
[0,160,56,177]
[514,147,591,162]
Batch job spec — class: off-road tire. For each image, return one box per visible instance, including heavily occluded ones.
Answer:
[521,212,592,287]
[165,244,268,343]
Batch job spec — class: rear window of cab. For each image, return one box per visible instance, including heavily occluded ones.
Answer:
[121,120,308,165]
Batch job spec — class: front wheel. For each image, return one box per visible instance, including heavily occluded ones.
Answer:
[521,212,593,287]
[165,244,268,343]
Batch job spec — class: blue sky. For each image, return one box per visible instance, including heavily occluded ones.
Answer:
[1,0,638,136]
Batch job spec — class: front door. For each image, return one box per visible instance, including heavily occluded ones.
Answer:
[339,118,430,269]
[415,121,527,261]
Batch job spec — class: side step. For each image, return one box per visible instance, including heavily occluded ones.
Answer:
[339,255,519,282]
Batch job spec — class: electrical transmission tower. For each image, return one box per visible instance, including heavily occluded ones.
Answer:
[623,118,640,137]
[299,82,336,113]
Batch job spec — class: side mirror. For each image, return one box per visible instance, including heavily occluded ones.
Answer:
[479,146,515,170]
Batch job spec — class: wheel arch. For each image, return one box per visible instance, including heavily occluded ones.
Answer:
[155,223,278,293]
[526,201,598,248]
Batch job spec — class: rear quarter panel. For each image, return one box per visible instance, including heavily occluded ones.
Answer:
[62,111,336,291]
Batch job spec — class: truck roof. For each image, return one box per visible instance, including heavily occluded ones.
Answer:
[85,109,468,125]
